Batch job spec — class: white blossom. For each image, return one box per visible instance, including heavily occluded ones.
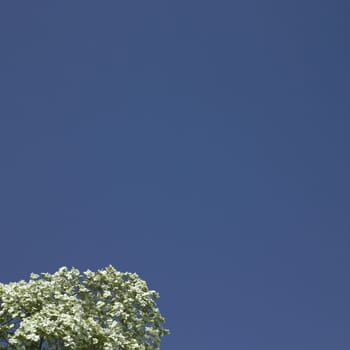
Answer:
[0,266,169,349]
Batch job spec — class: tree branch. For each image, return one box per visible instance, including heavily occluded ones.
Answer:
[38,337,43,350]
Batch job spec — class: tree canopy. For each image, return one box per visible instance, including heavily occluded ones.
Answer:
[0,266,168,350]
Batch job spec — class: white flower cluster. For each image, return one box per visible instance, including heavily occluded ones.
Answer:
[0,266,168,350]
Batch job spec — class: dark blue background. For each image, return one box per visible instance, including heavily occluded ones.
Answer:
[1,1,349,349]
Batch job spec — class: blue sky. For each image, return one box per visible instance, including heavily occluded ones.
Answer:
[0,1,349,349]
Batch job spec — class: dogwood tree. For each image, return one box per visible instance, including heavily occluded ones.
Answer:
[0,266,168,350]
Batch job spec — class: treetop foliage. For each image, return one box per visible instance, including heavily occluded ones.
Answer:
[0,266,168,350]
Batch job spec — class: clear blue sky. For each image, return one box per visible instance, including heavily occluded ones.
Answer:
[0,1,349,349]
